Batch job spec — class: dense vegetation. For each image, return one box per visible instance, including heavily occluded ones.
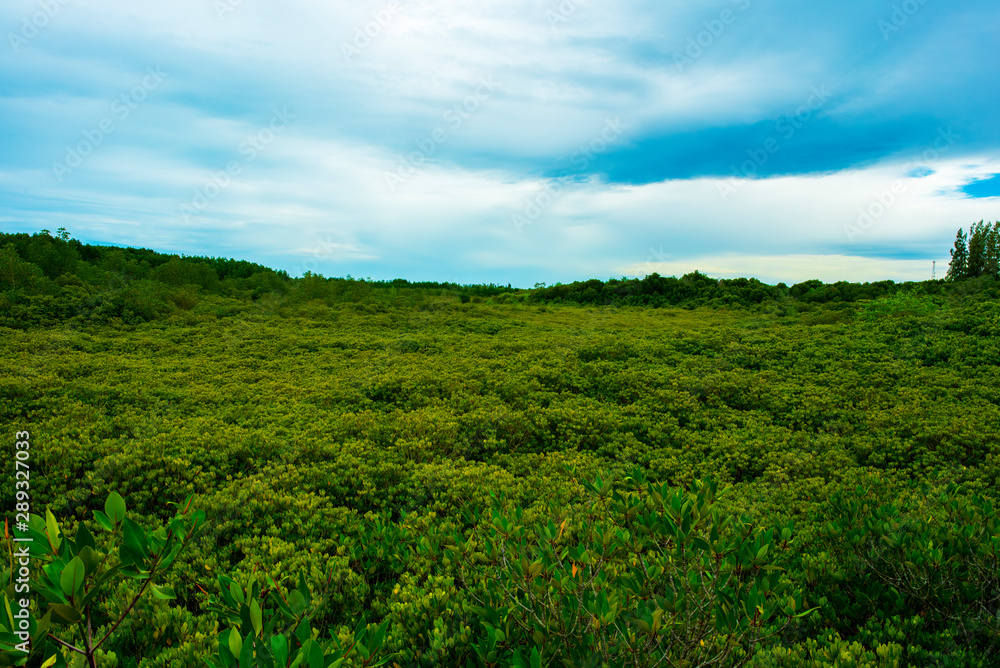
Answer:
[0,230,516,330]
[3,230,1000,666]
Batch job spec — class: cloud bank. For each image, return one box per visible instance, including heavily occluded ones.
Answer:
[1,0,997,285]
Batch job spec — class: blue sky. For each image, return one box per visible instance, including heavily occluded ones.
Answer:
[1,0,998,286]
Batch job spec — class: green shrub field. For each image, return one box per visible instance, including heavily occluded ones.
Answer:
[2,231,1000,667]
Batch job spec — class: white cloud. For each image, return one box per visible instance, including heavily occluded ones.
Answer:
[617,254,942,285]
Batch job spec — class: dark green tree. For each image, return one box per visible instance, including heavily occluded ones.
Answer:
[985,221,1000,277]
[0,244,43,289]
[946,227,968,280]
[967,220,987,277]
[20,231,80,279]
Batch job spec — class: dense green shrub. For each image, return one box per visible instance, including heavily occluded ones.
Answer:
[3,233,1000,665]
[801,482,1000,656]
[451,475,810,667]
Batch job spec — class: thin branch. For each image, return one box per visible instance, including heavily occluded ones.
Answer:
[92,575,153,651]
[86,605,96,668]
[47,632,84,654]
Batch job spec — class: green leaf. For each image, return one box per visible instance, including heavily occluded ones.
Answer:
[352,614,368,642]
[297,572,310,602]
[239,633,254,668]
[59,557,85,598]
[217,639,236,668]
[122,517,150,562]
[271,590,293,619]
[228,629,243,658]
[48,603,81,624]
[295,618,311,644]
[270,633,289,666]
[151,584,176,600]
[93,510,114,532]
[308,639,324,668]
[216,575,237,606]
[249,599,262,637]
[692,536,712,552]
[79,546,101,576]
[106,492,127,524]
[3,594,15,631]
[44,509,61,554]
[79,566,122,611]
[75,523,96,552]
[372,619,389,652]
[34,610,52,643]
[288,589,306,616]
[230,582,245,606]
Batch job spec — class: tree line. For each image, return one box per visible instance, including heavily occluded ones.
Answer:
[947,220,1000,280]
[3,225,1000,330]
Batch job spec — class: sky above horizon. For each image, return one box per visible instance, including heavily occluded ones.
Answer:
[1,0,998,287]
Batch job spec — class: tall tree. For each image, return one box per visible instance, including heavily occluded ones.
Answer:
[947,227,969,280]
[985,221,1000,277]
[967,220,987,277]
